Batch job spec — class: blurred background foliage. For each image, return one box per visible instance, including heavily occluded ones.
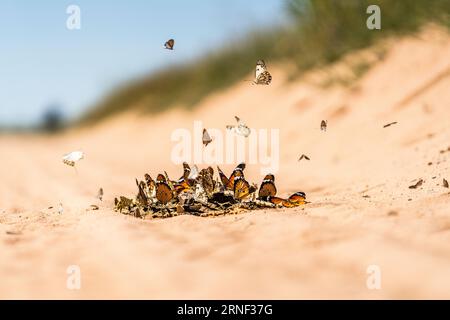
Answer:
[79,0,450,125]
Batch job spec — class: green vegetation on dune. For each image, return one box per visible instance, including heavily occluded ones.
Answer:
[79,0,450,125]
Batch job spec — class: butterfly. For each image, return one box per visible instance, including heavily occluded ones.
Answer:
[409,179,423,189]
[188,164,199,180]
[233,176,256,200]
[164,38,174,50]
[198,167,215,197]
[267,196,294,208]
[217,163,246,190]
[135,178,149,206]
[226,116,251,137]
[145,173,156,189]
[254,59,272,85]
[156,174,174,204]
[174,163,197,194]
[176,162,191,183]
[288,192,307,206]
[298,154,310,161]
[217,166,230,189]
[258,174,277,200]
[202,128,213,147]
[97,188,104,201]
[383,122,398,128]
[62,151,84,167]
[321,120,327,132]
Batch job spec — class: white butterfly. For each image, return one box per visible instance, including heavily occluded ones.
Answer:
[62,151,84,167]
[188,165,199,180]
[58,202,64,214]
[254,60,272,85]
[202,128,213,147]
[97,188,104,201]
[226,116,251,137]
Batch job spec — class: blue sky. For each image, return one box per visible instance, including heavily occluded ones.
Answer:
[0,0,287,126]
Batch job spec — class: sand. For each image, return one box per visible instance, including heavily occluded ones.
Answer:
[1,26,450,299]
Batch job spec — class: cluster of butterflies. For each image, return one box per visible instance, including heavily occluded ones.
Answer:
[165,38,271,85]
[130,162,307,209]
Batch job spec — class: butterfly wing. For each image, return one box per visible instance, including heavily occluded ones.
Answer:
[156,181,173,204]
[288,192,306,206]
[258,174,277,200]
[164,39,174,50]
[202,128,212,146]
[176,162,191,182]
[234,176,251,200]
[188,165,199,180]
[268,196,285,206]
[174,180,191,194]
[98,188,103,201]
[226,163,246,190]
[63,151,84,161]
[282,200,296,208]
[255,60,266,78]
[199,167,215,197]
[217,166,229,188]
[63,159,75,167]
[62,151,84,166]
[136,179,149,206]
[255,70,272,85]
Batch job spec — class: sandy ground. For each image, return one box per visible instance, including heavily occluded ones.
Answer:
[1,26,450,299]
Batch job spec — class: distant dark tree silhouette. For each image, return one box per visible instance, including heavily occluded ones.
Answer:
[41,104,64,132]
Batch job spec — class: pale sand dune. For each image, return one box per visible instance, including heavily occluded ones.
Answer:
[1,26,450,299]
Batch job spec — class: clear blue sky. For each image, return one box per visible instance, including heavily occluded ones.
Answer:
[0,0,287,126]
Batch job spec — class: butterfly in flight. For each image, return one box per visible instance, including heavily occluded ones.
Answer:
[254,59,272,85]
[408,179,423,189]
[217,163,246,191]
[156,174,174,204]
[62,151,84,167]
[97,188,104,201]
[164,38,175,50]
[58,202,64,214]
[321,120,327,132]
[258,174,277,200]
[226,116,251,137]
[383,122,398,128]
[298,154,310,161]
[202,128,213,147]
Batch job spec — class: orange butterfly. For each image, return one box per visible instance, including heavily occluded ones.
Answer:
[288,192,307,206]
[267,196,294,208]
[258,174,277,200]
[217,163,246,191]
[156,174,174,204]
[234,176,256,200]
